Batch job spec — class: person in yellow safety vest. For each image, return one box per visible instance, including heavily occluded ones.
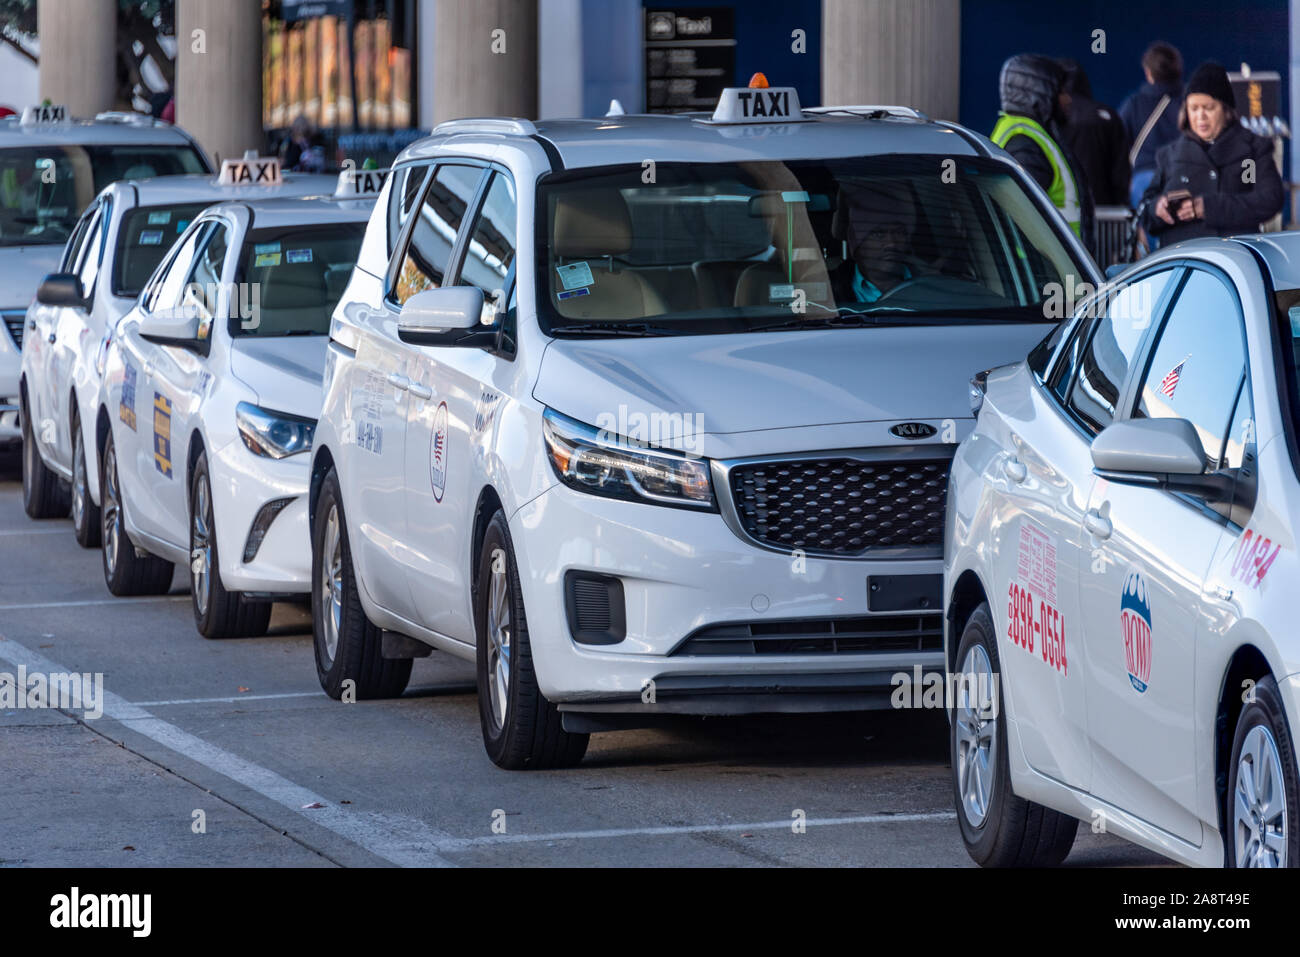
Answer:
[991,53,1096,257]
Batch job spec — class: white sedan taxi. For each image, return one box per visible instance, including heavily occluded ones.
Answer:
[946,232,1300,868]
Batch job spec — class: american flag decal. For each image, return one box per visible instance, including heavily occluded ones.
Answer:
[1158,356,1189,399]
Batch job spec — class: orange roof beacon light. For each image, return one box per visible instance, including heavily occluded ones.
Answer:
[748,72,770,89]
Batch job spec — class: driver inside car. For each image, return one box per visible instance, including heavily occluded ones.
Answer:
[833,180,930,304]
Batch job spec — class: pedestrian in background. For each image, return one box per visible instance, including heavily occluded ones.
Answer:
[991,54,1096,254]
[1141,61,1283,243]
[1119,42,1184,209]
[1057,58,1130,207]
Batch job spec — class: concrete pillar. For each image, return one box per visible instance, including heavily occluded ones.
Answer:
[37,0,117,117]
[821,0,960,122]
[176,0,263,166]
[434,0,538,124]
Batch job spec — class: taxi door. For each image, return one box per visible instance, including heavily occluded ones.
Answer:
[1077,267,1247,846]
[115,221,212,544]
[403,167,512,644]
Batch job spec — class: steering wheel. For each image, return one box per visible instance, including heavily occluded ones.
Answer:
[871,276,923,302]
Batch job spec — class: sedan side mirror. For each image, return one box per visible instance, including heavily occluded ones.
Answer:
[138,303,203,348]
[36,273,88,309]
[397,286,496,348]
[1091,417,1233,501]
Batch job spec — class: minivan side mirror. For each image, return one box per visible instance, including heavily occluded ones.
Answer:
[139,302,203,349]
[36,273,88,309]
[1091,418,1233,501]
[397,286,496,348]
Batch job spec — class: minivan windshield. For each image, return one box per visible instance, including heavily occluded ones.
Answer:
[0,144,208,248]
[537,155,1092,336]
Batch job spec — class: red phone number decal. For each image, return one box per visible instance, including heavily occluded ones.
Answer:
[1007,582,1068,675]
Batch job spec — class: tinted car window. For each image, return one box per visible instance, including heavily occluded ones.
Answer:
[233,223,364,336]
[1132,269,1245,469]
[459,171,517,319]
[392,164,483,305]
[1066,269,1172,433]
[113,202,211,296]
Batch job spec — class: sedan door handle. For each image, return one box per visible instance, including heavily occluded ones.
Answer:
[387,372,410,392]
[407,382,432,401]
[1084,509,1112,540]
[1003,457,1027,483]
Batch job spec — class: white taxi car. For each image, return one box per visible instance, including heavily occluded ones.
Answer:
[945,232,1300,867]
[96,184,372,638]
[309,82,1100,769]
[19,160,334,546]
[1,105,209,449]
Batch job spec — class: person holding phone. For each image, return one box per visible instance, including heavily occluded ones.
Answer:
[1141,61,1283,244]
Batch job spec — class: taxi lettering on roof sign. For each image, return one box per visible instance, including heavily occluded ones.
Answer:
[708,74,805,125]
[335,167,390,198]
[219,154,282,186]
[21,104,69,125]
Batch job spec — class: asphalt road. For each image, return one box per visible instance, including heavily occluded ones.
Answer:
[0,449,1165,868]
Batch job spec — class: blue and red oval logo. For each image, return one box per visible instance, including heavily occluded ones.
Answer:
[1120,569,1152,694]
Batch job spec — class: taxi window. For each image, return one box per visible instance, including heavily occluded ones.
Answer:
[74,201,108,294]
[233,223,364,337]
[535,156,1094,334]
[1131,268,1245,469]
[458,171,517,320]
[386,163,430,257]
[0,144,207,248]
[113,202,211,297]
[391,164,484,306]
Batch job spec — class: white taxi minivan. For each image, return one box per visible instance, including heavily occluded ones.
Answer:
[1,105,209,449]
[946,232,1300,868]
[309,82,1100,768]
[97,180,373,638]
[19,159,334,545]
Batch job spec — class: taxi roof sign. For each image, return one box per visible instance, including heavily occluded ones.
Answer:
[708,85,806,125]
[334,167,390,198]
[218,154,282,186]
[21,104,69,125]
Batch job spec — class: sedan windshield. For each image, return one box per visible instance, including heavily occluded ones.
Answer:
[113,202,212,296]
[537,155,1092,336]
[0,144,208,248]
[232,223,364,337]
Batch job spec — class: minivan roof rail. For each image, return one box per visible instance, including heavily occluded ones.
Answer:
[432,117,539,137]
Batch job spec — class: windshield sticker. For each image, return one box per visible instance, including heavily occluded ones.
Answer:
[254,241,281,255]
[1007,522,1067,676]
[556,261,594,291]
[176,220,190,233]
[286,248,313,264]
[429,401,449,502]
[119,362,138,431]
[1231,528,1281,590]
[147,211,171,225]
[139,230,164,246]
[1120,568,1152,694]
[152,393,173,479]
[557,288,589,301]
[255,253,282,268]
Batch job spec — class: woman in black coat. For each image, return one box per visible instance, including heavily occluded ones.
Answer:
[1142,61,1283,243]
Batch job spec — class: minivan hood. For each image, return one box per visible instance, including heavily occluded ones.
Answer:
[229,335,327,418]
[534,324,1049,457]
[0,246,64,308]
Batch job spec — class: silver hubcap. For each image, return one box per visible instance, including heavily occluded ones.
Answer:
[1234,724,1288,867]
[955,644,998,828]
[72,430,86,529]
[191,480,212,616]
[102,446,120,576]
[485,547,512,731]
[318,506,343,664]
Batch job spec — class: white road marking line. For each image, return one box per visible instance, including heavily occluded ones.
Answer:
[436,812,958,850]
[0,596,189,611]
[134,691,322,706]
[0,527,69,536]
[0,637,456,868]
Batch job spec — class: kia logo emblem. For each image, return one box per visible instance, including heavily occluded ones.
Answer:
[890,422,937,440]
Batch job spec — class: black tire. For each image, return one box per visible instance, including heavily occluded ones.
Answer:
[951,602,1077,867]
[475,510,588,770]
[311,468,411,699]
[70,410,101,548]
[99,431,174,596]
[189,453,271,639]
[21,393,70,520]
[1225,675,1300,867]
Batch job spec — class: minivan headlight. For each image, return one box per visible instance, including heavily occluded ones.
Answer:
[236,402,316,458]
[542,409,714,509]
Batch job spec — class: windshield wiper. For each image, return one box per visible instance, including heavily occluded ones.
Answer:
[749,311,908,333]
[548,322,677,337]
